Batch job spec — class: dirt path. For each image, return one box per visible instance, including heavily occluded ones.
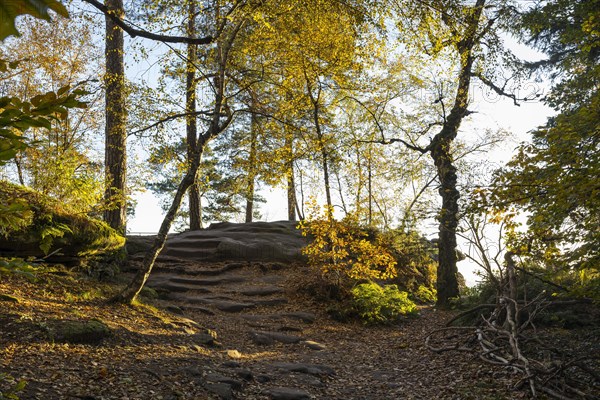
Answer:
[134,255,514,400]
[1,224,519,399]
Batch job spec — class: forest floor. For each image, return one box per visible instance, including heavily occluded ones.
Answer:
[1,249,598,399]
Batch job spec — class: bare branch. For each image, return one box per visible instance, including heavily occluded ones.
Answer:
[81,0,215,44]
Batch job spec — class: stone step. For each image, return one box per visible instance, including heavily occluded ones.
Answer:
[239,312,316,324]
[152,282,212,294]
[270,362,334,376]
[183,297,257,313]
[249,331,302,345]
[264,387,311,400]
[165,238,222,249]
[239,286,284,296]
[162,247,218,260]
[170,275,248,286]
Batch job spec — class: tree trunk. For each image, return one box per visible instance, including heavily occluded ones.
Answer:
[103,0,127,234]
[313,105,331,209]
[285,134,296,221]
[432,0,485,308]
[187,1,202,231]
[114,2,239,304]
[432,139,460,306]
[245,113,258,223]
[367,146,372,226]
[114,150,202,303]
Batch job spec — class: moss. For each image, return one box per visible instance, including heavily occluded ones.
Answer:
[47,319,111,344]
[0,181,125,266]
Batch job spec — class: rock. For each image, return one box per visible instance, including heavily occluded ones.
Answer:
[212,300,256,312]
[250,331,301,345]
[159,221,308,263]
[294,374,324,387]
[236,369,253,381]
[271,362,334,376]
[160,282,212,294]
[205,373,243,390]
[303,341,326,351]
[222,361,241,368]
[0,182,125,266]
[241,286,284,296]
[204,382,233,400]
[226,349,242,359]
[48,319,111,344]
[182,366,204,377]
[184,297,256,312]
[186,306,215,315]
[249,332,275,345]
[192,331,218,347]
[278,326,303,332]
[265,387,311,400]
[254,298,288,306]
[139,286,158,299]
[170,276,247,286]
[256,374,273,383]
[280,312,316,323]
[166,305,184,315]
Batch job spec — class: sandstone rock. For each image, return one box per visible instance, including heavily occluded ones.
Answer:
[205,373,243,390]
[48,319,110,344]
[250,331,301,345]
[281,312,316,323]
[205,382,233,400]
[0,293,20,303]
[241,286,284,296]
[303,340,327,351]
[271,362,334,376]
[265,387,311,400]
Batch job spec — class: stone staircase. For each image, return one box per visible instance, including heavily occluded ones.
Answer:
[143,259,331,400]
[130,222,332,399]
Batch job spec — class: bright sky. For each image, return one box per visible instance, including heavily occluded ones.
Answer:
[127,32,555,286]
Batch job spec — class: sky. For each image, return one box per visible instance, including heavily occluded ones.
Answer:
[126,29,556,286]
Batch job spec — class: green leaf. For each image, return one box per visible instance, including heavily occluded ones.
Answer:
[57,85,70,96]
[0,0,69,41]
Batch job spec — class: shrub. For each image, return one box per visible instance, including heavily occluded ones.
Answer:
[299,202,397,288]
[413,284,437,303]
[351,282,417,324]
[378,230,437,296]
[0,181,125,269]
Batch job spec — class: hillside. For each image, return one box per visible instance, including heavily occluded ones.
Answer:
[2,222,597,399]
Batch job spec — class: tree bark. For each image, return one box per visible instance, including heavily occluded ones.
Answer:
[245,113,258,223]
[432,0,485,308]
[104,0,127,234]
[114,11,240,304]
[313,102,332,209]
[285,133,296,221]
[114,150,202,303]
[186,1,202,230]
[432,139,461,306]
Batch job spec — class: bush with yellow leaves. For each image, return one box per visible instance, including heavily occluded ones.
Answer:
[298,201,397,288]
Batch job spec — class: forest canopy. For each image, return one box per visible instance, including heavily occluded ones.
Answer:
[0,0,598,304]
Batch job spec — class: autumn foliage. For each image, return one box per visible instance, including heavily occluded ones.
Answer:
[298,202,397,287]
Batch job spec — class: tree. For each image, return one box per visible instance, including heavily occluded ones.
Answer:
[486,0,600,295]
[0,12,104,213]
[114,0,245,303]
[103,0,127,233]
[384,0,488,306]
[186,0,202,230]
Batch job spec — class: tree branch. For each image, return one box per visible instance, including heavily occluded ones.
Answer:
[81,0,215,44]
